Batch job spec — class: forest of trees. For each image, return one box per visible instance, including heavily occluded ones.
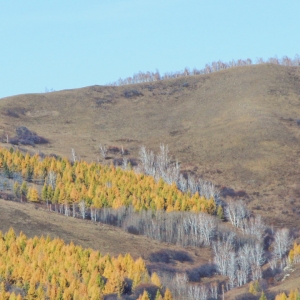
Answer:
[0,147,217,214]
[108,55,300,86]
[0,228,171,299]
[275,289,300,300]
[288,242,300,264]
[0,146,300,298]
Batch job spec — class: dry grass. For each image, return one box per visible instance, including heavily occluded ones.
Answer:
[1,64,300,228]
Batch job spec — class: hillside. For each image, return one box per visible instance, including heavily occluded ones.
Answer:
[1,64,300,228]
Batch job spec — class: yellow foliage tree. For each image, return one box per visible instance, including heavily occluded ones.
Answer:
[164,288,173,300]
[151,272,162,289]
[27,187,39,202]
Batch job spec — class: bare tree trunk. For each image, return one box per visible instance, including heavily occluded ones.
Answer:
[79,200,86,219]
[71,148,77,163]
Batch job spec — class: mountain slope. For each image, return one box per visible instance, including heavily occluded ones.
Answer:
[1,64,300,227]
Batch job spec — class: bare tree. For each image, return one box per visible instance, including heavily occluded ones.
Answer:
[184,213,217,246]
[138,146,155,176]
[236,246,250,286]
[174,273,188,297]
[236,269,247,287]
[251,264,262,281]
[213,240,233,276]
[188,285,209,300]
[78,200,86,219]
[109,54,300,86]
[46,170,57,190]
[64,201,70,217]
[209,282,218,300]
[177,174,188,192]
[122,157,128,170]
[156,144,171,176]
[225,200,249,227]
[273,228,292,259]
[99,144,108,160]
[71,148,77,163]
[268,256,277,270]
[241,215,265,239]
[120,145,125,156]
[251,243,265,266]
[90,207,97,222]
[227,252,236,289]
[163,159,180,185]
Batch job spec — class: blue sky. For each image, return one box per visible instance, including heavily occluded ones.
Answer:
[1,0,299,98]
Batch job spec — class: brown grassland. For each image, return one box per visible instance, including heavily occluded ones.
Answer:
[1,63,300,297]
[1,64,300,228]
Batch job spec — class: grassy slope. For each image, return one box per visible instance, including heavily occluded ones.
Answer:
[1,63,300,296]
[1,64,300,228]
[0,198,210,278]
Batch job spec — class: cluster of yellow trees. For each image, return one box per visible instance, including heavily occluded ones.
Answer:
[0,228,171,300]
[0,147,216,214]
[275,289,300,300]
[288,242,300,264]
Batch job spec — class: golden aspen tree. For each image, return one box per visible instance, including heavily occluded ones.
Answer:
[288,289,299,300]
[20,182,28,199]
[155,289,163,300]
[9,293,18,300]
[13,182,21,199]
[41,184,48,203]
[27,278,37,299]
[62,287,72,300]
[137,290,151,300]
[206,198,216,214]
[70,187,80,203]
[151,272,162,289]
[131,273,141,293]
[275,293,287,300]
[259,291,267,300]
[9,292,22,300]
[36,285,45,299]
[53,186,60,202]
[163,288,173,300]
[166,204,174,212]
[5,228,16,244]
[27,187,39,202]
[0,282,6,293]
[58,187,67,204]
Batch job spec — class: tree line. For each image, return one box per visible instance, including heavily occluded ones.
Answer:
[107,54,300,86]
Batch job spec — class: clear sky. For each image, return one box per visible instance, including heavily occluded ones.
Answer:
[1,0,299,99]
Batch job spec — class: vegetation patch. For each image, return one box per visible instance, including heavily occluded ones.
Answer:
[9,126,48,146]
[0,228,170,299]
